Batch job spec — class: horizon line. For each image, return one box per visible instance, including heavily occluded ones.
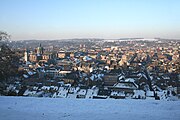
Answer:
[10,37,180,41]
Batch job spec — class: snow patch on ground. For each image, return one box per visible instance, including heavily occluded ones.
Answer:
[0,96,179,120]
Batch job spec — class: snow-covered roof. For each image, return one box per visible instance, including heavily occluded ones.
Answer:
[110,91,125,96]
[113,82,138,89]
[86,88,99,98]
[56,87,69,98]
[83,56,92,61]
[26,61,32,65]
[78,89,87,95]
[23,90,36,96]
[119,75,125,80]
[133,90,145,97]
[137,73,148,80]
[104,66,110,70]
[125,78,135,82]
[90,73,104,81]
[28,71,34,76]
[162,76,170,80]
[146,91,154,97]
[41,86,51,91]
[50,86,59,90]
[23,74,29,78]
[69,87,80,93]
[59,71,72,74]
[64,84,71,87]
[33,86,38,90]
[152,85,162,92]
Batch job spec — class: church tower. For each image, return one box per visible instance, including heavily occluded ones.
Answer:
[37,43,44,55]
[36,43,44,61]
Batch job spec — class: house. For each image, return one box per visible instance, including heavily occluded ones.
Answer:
[146,91,155,100]
[55,87,68,98]
[61,73,77,84]
[110,91,126,99]
[41,86,51,91]
[57,51,71,59]
[66,87,80,98]
[76,89,87,98]
[85,86,99,99]
[45,67,59,79]
[108,81,138,98]
[94,88,111,99]
[23,89,37,97]
[103,74,118,86]
[132,90,146,99]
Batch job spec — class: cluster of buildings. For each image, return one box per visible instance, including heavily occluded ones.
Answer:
[4,39,180,100]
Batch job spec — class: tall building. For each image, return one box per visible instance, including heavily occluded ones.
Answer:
[24,49,29,62]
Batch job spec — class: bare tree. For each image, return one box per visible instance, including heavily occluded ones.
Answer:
[0,31,10,42]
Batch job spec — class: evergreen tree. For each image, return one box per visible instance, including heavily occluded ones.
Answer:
[0,31,19,94]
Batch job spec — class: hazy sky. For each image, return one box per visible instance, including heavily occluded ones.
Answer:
[1,0,180,40]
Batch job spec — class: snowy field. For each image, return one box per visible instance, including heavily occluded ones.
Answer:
[0,96,180,120]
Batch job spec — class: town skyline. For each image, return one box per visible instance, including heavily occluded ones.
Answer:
[0,1,180,119]
[1,0,180,40]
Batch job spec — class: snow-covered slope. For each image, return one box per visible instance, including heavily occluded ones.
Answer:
[0,96,179,120]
